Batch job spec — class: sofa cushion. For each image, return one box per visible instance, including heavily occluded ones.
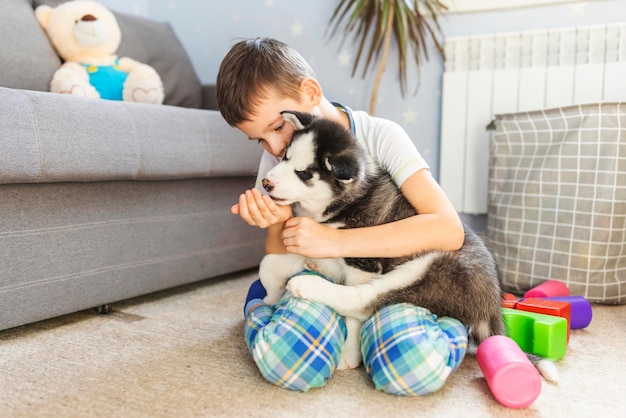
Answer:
[0,87,262,184]
[33,0,203,108]
[0,0,62,92]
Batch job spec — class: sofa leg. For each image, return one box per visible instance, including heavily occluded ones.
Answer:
[94,304,112,314]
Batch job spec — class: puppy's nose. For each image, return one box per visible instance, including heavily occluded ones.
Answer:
[81,14,97,22]
[262,178,273,192]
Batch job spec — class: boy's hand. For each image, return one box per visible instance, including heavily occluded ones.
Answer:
[282,216,339,258]
[231,188,292,228]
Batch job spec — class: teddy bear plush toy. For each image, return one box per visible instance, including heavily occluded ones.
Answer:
[35,0,164,104]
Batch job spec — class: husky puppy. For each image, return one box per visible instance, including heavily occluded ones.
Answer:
[259,111,555,379]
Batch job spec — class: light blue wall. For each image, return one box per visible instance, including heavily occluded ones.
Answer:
[99,0,626,180]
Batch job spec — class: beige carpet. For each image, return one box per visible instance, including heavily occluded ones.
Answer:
[1,268,624,417]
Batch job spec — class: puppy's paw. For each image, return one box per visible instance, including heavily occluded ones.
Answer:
[262,291,282,305]
[338,346,362,370]
[286,274,326,301]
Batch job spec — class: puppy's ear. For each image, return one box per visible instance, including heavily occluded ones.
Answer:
[281,111,314,130]
[324,156,357,184]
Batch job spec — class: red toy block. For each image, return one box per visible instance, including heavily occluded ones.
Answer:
[516,298,571,343]
[501,293,519,309]
[501,300,518,309]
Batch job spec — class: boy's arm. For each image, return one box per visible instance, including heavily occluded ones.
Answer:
[396,168,464,252]
[281,169,464,259]
[265,223,288,254]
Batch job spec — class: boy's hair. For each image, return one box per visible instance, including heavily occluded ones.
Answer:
[216,37,316,126]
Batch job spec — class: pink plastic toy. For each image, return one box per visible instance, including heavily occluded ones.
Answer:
[524,280,570,298]
[477,335,542,408]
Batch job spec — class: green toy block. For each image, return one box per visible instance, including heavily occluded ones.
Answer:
[502,307,567,360]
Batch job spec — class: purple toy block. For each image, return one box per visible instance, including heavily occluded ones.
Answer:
[539,296,592,329]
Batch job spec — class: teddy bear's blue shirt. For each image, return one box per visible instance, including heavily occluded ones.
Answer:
[81,60,127,100]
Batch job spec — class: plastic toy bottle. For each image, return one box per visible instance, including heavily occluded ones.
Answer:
[477,335,542,408]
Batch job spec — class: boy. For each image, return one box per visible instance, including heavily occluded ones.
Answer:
[217,37,468,395]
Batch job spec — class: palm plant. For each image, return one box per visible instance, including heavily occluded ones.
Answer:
[327,0,447,115]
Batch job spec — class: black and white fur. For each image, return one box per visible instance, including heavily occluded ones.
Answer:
[259,111,556,379]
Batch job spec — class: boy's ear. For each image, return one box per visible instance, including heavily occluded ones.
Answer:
[300,77,322,105]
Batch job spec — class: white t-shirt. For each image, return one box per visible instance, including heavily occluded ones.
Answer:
[255,103,429,191]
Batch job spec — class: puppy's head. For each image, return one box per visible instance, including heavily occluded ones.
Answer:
[262,111,367,220]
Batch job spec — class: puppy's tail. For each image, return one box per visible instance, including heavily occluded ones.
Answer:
[527,353,559,383]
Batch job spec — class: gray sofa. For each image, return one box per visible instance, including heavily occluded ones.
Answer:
[0,0,266,331]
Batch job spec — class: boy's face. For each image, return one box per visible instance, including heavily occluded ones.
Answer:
[236,90,317,158]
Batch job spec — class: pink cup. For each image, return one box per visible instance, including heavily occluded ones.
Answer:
[477,335,542,408]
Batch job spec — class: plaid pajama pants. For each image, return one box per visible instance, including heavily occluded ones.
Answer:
[244,273,468,395]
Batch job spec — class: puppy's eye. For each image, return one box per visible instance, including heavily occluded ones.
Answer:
[295,170,313,181]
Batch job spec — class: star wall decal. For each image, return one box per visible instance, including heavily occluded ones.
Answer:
[338,51,351,67]
[292,21,303,36]
[402,107,418,124]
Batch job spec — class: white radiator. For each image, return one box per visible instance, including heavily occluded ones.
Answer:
[439,23,626,214]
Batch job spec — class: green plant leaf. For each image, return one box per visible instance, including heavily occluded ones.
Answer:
[327,0,447,98]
